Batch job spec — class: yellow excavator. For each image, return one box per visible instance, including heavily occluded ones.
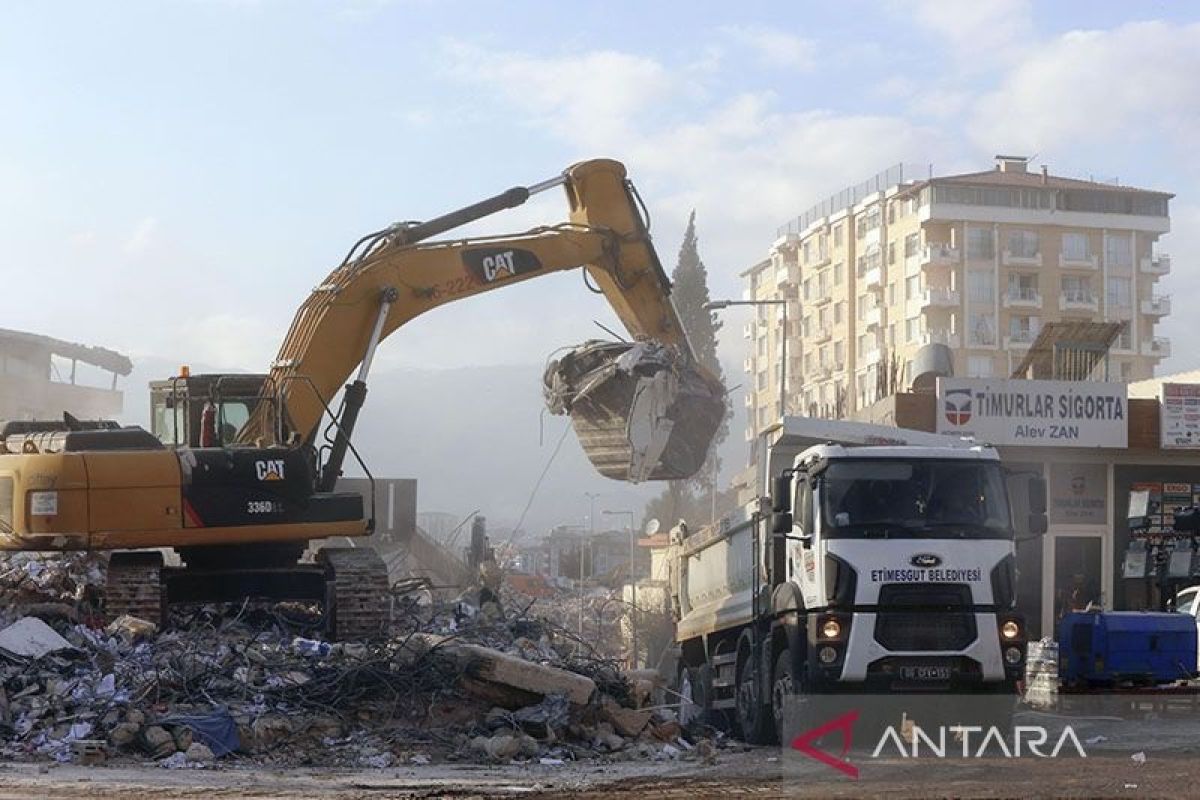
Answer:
[0,159,725,638]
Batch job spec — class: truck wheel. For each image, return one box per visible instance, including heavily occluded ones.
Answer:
[735,641,774,745]
[772,648,794,745]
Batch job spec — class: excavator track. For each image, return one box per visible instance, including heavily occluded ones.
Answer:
[317,547,390,641]
[105,551,166,627]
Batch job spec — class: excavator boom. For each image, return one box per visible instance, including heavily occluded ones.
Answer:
[251,158,724,483]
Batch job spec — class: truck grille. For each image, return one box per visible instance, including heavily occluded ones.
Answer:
[874,584,977,651]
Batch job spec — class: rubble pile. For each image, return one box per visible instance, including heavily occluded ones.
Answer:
[0,553,720,769]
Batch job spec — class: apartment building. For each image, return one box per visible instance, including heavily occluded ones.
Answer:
[741,157,1173,440]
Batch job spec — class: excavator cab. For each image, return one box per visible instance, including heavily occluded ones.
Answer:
[149,373,275,448]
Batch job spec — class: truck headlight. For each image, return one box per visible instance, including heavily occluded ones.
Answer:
[1004,646,1023,665]
[821,618,841,639]
[818,645,839,665]
[1000,620,1021,640]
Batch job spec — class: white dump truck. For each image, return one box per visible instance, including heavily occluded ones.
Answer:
[671,417,1047,743]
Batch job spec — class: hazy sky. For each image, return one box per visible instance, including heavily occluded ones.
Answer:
[2,0,1197,374]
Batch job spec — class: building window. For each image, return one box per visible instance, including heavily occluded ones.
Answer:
[857,250,882,276]
[905,275,921,300]
[757,370,768,390]
[834,263,843,285]
[904,232,920,258]
[968,311,996,346]
[818,307,830,327]
[802,278,813,301]
[1115,321,1132,350]
[817,271,830,297]
[967,356,993,377]
[801,315,811,337]
[888,323,896,346]
[905,317,919,343]
[803,241,812,263]
[1007,230,1039,258]
[834,302,844,324]
[1062,232,1089,261]
[967,228,994,260]
[856,206,881,239]
[834,341,844,364]
[1105,234,1132,267]
[1009,315,1039,342]
[1107,276,1132,307]
[857,334,868,356]
[888,241,896,265]
[1061,275,1092,302]
[833,224,843,247]
[1007,273,1038,301]
[819,344,831,366]
[966,271,995,304]
[888,284,896,305]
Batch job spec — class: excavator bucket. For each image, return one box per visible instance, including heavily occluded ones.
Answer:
[543,340,726,483]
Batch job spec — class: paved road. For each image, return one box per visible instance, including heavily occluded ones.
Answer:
[0,748,1190,799]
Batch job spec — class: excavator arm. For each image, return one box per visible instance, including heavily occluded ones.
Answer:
[245,159,724,484]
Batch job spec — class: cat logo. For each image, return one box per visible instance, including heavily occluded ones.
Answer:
[463,247,542,284]
[255,459,286,482]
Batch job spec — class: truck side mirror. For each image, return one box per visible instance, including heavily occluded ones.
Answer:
[1028,477,1047,516]
[772,475,793,514]
[771,512,794,534]
[1027,514,1048,536]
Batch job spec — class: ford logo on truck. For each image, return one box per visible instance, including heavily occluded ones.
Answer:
[911,553,942,568]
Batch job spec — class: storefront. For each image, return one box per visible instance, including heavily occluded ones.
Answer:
[856,375,1200,638]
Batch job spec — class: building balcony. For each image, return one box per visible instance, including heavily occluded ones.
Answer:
[775,266,794,288]
[860,349,882,366]
[861,266,883,290]
[863,306,883,329]
[1141,294,1171,317]
[812,325,833,343]
[811,293,832,306]
[1059,253,1099,271]
[815,364,833,380]
[742,322,755,339]
[967,331,997,347]
[744,392,754,408]
[743,356,754,372]
[1059,292,1099,313]
[919,288,960,309]
[923,243,960,266]
[1142,337,1171,358]
[1002,250,1042,268]
[1002,289,1042,309]
[920,330,960,349]
[1004,331,1036,350]
[1140,254,1171,276]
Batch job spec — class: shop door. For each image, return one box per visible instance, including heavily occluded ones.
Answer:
[1046,535,1103,634]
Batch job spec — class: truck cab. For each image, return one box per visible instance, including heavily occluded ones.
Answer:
[775,443,1038,692]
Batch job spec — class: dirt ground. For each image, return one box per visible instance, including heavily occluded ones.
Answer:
[0,748,1191,799]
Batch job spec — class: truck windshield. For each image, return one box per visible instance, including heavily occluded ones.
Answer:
[820,459,1011,538]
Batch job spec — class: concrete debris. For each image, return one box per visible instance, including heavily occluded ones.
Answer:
[0,617,76,660]
[0,552,729,769]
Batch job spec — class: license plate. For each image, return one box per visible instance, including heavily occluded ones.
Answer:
[899,665,952,681]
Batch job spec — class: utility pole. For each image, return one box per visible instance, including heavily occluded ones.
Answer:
[582,492,601,644]
[704,298,790,417]
[603,509,637,668]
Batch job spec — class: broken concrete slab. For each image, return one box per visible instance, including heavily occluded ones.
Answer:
[0,616,75,660]
[407,633,596,706]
